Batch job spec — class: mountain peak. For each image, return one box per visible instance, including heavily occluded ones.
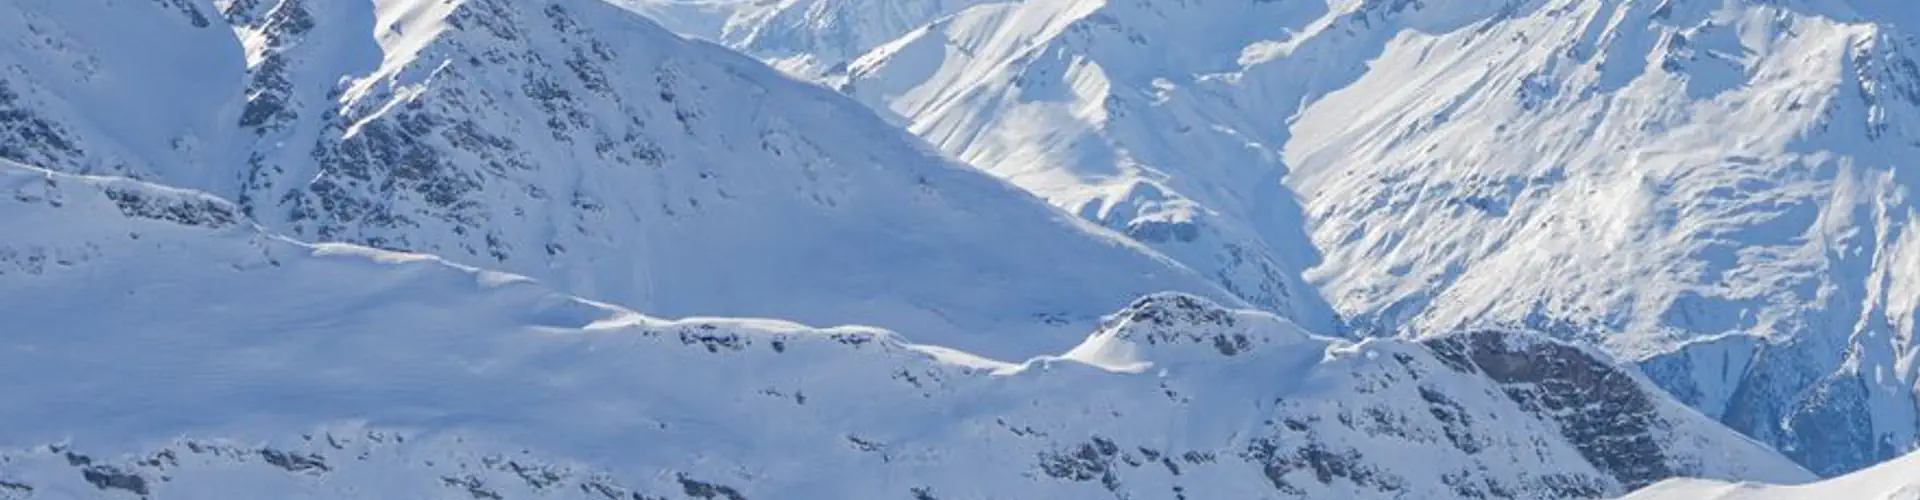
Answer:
[1060,292,1305,370]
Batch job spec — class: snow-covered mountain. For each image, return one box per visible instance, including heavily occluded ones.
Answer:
[0,159,1809,499]
[0,0,1261,359]
[828,0,1920,475]
[834,0,1353,333]
[1625,449,1920,499]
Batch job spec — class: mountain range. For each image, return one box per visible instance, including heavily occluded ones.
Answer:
[0,158,1805,497]
[634,0,1920,477]
[3,0,1918,497]
[0,0,1264,359]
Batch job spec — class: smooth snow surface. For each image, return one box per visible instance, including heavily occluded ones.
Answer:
[1625,450,1920,499]
[0,158,1811,498]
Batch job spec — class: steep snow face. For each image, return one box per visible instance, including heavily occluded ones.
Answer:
[614,0,1009,78]
[0,0,1250,359]
[1625,450,1920,500]
[1279,0,1920,476]
[0,160,1810,499]
[839,0,1345,334]
[839,0,1920,473]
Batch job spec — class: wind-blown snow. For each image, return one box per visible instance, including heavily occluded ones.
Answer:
[1625,449,1920,499]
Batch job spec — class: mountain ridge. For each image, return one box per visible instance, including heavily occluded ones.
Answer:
[813,0,1920,474]
[0,156,1811,497]
[4,0,1915,494]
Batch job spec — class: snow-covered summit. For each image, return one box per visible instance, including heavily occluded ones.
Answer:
[1061,292,1314,371]
[0,0,1254,358]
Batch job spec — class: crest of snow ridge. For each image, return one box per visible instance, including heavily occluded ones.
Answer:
[0,159,258,276]
[1626,448,1920,499]
[2,160,244,230]
[0,180,1813,500]
[1065,292,1304,370]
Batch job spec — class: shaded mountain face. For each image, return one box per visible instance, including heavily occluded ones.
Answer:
[0,159,1807,498]
[0,0,1254,359]
[819,0,1920,474]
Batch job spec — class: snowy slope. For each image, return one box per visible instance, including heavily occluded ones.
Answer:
[1625,450,1920,500]
[836,0,1920,474]
[607,0,742,43]
[837,0,1347,333]
[0,0,1253,359]
[613,0,1009,78]
[0,159,1810,498]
